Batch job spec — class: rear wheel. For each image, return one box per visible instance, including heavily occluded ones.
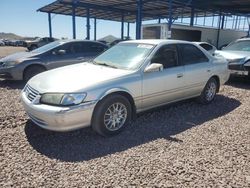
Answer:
[198,77,218,104]
[23,66,45,82]
[92,94,132,136]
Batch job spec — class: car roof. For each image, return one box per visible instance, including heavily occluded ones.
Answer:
[193,42,210,45]
[121,39,193,45]
[59,39,108,46]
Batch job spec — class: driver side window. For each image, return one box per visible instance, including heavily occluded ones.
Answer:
[151,44,178,69]
[52,43,71,55]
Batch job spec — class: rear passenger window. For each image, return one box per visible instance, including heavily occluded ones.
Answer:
[82,42,106,53]
[178,44,209,65]
[200,43,213,51]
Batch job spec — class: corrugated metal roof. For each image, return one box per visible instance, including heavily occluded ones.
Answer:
[38,0,250,22]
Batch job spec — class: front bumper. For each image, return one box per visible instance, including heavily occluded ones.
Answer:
[21,91,97,131]
[228,63,249,76]
[0,66,23,80]
[0,67,14,79]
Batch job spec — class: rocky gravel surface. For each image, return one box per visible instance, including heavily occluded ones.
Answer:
[0,78,250,187]
[0,46,26,58]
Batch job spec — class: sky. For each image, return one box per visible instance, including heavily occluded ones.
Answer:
[0,0,137,40]
[0,1,247,40]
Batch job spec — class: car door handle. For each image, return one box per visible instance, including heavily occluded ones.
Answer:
[207,69,211,72]
[177,73,183,78]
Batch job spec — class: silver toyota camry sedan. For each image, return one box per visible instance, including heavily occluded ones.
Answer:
[21,40,229,136]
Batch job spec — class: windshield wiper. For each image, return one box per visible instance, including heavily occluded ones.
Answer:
[92,61,118,69]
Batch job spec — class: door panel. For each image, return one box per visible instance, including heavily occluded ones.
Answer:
[142,66,185,109]
[142,44,188,110]
[45,53,84,69]
[44,42,89,69]
[177,43,212,97]
[184,62,212,96]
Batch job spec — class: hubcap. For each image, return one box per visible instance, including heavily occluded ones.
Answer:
[104,103,127,131]
[205,82,216,101]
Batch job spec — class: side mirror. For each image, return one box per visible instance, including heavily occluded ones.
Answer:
[144,63,163,73]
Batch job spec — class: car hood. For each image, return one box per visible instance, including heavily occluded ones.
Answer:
[216,50,250,60]
[28,63,133,93]
[0,51,36,63]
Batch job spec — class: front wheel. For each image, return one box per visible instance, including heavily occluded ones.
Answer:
[198,78,218,104]
[23,66,45,82]
[92,94,132,136]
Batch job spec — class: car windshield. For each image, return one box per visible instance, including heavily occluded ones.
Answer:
[31,41,63,54]
[93,43,154,70]
[223,40,250,51]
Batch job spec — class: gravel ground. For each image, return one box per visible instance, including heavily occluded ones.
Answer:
[0,77,249,187]
[0,46,26,58]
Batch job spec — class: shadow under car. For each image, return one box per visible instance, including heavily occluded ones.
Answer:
[25,94,241,162]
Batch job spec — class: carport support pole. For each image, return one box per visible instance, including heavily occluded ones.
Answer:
[86,8,90,40]
[136,0,142,39]
[216,13,222,49]
[94,17,97,41]
[72,5,76,39]
[121,14,124,40]
[190,7,195,26]
[127,22,130,39]
[221,15,225,29]
[48,13,52,38]
[167,0,173,39]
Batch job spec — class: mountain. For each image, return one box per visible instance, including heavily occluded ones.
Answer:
[0,32,23,40]
[0,32,36,40]
[98,35,118,43]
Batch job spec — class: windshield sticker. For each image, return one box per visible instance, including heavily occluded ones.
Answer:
[137,44,153,49]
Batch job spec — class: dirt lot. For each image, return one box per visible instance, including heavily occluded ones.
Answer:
[0,46,27,58]
[0,77,249,187]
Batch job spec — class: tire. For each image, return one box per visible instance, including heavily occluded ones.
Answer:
[23,66,45,82]
[198,77,218,104]
[92,94,132,136]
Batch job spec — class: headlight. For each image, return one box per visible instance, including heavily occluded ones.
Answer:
[40,93,87,106]
[2,61,18,68]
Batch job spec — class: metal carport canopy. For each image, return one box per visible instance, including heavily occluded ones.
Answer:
[38,0,250,39]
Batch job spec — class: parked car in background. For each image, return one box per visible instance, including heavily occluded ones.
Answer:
[21,40,229,136]
[215,38,250,78]
[3,39,17,46]
[219,43,228,50]
[194,42,217,55]
[109,38,130,47]
[24,37,58,51]
[2,39,11,46]
[0,40,108,81]
[98,40,108,45]
[14,40,26,47]
[0,40,5,46]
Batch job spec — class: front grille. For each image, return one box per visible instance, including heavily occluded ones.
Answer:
[24,85,40,102]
